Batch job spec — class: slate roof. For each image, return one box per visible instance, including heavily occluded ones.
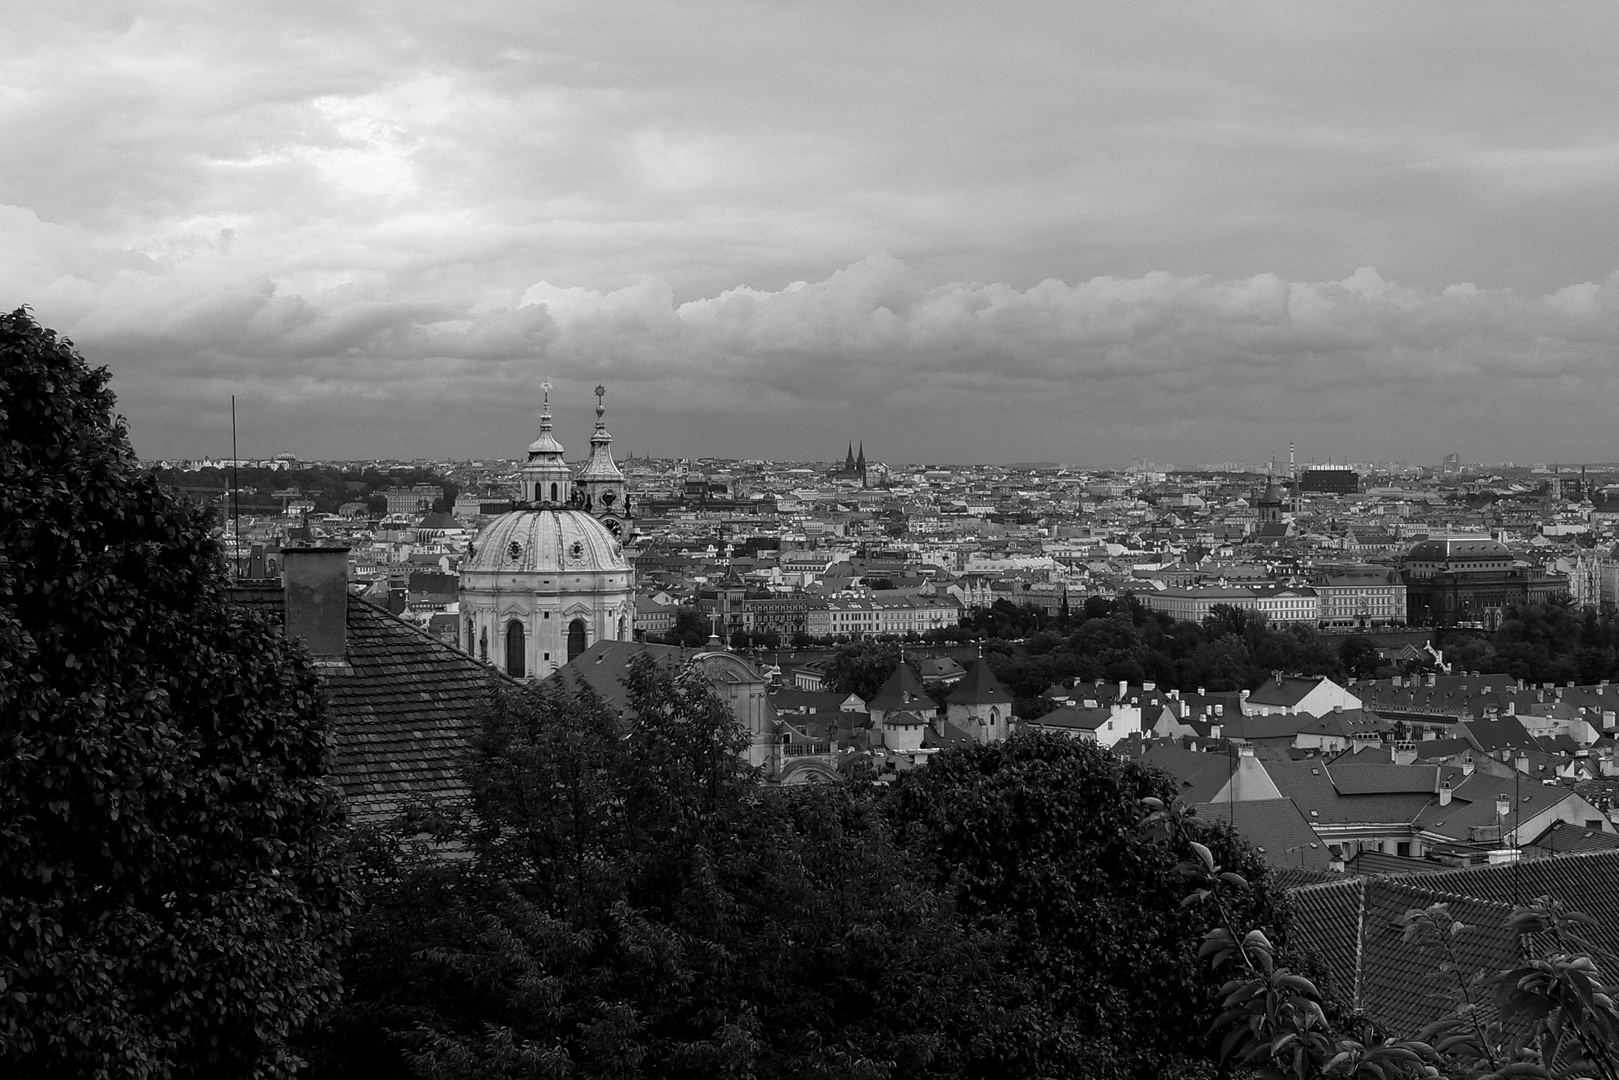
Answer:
[1525,820,1619,856]
[1347,850,1446,875]
[329,599,506,823]
[1193,799,1330,870]
[1287,876,1520,1036]
[1298,709,1396,740]
[1461,715,1544,755]
[1247,675,1341,709]
[1383,850,1619,956]
[921,719,978,750]
[1327,763,1440,795]
[228,585,508,825]
[548,639,706,715]
[945,658,1013,706]
[769,687,864,714]
[1025,707,1114,733]
[1137,743,1240,804]
[1409,770,1578,843]
[1223,713,1316,742]
[1265,760,1435,825]
[917,656,966,680]
[867,663,937,713]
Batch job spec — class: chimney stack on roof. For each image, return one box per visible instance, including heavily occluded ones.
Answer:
[283,546,350,662]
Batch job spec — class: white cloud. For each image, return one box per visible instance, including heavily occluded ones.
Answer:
[6,3,1619,461]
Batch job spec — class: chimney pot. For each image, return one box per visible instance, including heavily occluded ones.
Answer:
[283,546,350,661]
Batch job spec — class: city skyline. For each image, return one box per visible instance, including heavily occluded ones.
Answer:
[6,4,1619,464]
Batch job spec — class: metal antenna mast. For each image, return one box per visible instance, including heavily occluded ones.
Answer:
[231,395,241,579]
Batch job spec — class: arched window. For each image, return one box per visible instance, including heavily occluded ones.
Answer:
[567,619,587,662]
[465,617,474,653]
[479,627,488,662]
[550,482,558,503]
[506,620,526,678]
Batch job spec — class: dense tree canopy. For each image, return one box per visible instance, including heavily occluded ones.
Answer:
[821,640,919,700]
[310,659,1020,1078]
[311,656,1287,1080]
[0,309,352,1078]
[888,733,1286,1078]
[1436,600,1619,685]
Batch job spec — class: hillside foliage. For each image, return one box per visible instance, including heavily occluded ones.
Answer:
[306,659,1285,1080]
[0,309,353,1078]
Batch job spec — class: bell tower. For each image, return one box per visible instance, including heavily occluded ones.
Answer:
[574,383,631,538]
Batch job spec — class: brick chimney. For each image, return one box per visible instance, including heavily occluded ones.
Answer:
[1438,779,1452,806]
[283,546,350,662]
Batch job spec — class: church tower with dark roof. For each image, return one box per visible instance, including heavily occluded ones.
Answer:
[946,657,1014,744]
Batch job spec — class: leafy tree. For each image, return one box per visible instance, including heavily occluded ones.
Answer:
[888,733,1284,1079]
[0,309,352,1078]
[1339,635,1383,679]
[822,640,916,700]
[312,658,1024,1079]
[663,605,712,647]
[1156,785,1619,1080]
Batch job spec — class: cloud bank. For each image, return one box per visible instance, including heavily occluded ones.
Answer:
[13,216,1619,463]
[4,3,1619,463]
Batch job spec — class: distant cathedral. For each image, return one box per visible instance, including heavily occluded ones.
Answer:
[834,442,868,487]
[458,383,636,681]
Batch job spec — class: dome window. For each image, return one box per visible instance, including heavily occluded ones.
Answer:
[507,541,523,561]
[569,541,584,560]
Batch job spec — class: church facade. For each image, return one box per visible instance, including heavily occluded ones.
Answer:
[458,384,636,681]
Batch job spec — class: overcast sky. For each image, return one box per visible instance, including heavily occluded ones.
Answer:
[6,2,1619,467]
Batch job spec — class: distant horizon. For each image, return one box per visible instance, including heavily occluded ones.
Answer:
[141,447,1619,476]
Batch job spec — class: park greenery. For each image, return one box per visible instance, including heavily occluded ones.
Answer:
[813,593,1619,721]
[0,309,353,1078]
[303,662,1284,1080]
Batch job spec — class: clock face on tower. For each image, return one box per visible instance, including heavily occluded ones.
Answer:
[604,517,623,538]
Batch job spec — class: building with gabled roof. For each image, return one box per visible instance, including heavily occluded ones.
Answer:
[1410,768,1609,853]
[866,663,937,722]
[945,657,1014,744]
[1193,798,1330,871]
[229,547,507,826]
[1243,674,1362,717]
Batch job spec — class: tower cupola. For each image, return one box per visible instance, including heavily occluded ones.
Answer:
[575,383,631,536]
[519,381,573,506]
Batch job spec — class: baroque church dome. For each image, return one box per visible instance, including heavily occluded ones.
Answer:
[465,508,627,575]
[458,381,635,681]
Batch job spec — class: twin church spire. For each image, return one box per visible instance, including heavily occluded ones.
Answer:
[517,381,631,537]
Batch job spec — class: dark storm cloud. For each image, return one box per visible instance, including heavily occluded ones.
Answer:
[4,2,1619,462]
